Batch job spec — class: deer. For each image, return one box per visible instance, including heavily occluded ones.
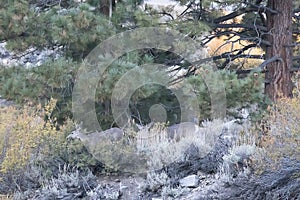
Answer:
[67,125,149,174]
[134,122,202,152]
[135,119,239,148]
[67,126,124,152]
[166,122,201,142]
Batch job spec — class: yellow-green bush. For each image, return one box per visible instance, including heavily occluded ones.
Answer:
[255,96,300,170]
[0,98,68,173]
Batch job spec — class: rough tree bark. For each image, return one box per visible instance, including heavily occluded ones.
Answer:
[99,0,115,18]
[265,0,293,101]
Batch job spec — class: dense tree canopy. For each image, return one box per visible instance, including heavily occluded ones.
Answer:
[0,0,299,126]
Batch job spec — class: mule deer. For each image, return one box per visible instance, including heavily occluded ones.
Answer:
[67,126,150,173]
[136,119,238,146]
[67,126,124,151]
[135,122,201,151]
[166,122,201,142]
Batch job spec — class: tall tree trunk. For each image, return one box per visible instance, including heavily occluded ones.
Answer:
[265,0,293,101]
[96,0,295,102]
[100,0,115,17]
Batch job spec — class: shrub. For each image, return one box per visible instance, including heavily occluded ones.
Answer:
[13,165,99,200]
[0,98,77,193]
[135,120,228,171]
[0,98,61,174]
[221,144,256,179]
[141,170,190,199]
[142,171,171,192]
[254,96,300,172]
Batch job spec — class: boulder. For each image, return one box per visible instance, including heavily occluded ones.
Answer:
[179,175,199,188]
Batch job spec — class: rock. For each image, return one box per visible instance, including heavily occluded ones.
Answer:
[0,98,14,107]
[179,175,199,188]
[0,42,61,68]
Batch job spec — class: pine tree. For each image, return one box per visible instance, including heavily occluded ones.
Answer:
[1,0,299,126]
[169,0,300,101]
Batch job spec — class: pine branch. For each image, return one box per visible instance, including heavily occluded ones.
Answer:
[245,2,280,15]
[213,2,278,24]
[202,30,248,45]
[213,23,267,32]
[213,7,256,24]
[259,56,283,70]
[191,53,263,66]
[178,1,194,18]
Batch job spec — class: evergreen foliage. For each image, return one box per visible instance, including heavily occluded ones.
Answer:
[0,59,78,123]
[187,69,266,121]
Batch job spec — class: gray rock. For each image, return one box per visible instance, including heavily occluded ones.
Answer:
[0,42,61,67]
[179,175,199,188]
[0,98,14,107]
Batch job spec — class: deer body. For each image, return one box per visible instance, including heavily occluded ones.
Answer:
[166,122,201,141]
[135,122,202,151]
[67,127,124,152]
[135,120,238,148]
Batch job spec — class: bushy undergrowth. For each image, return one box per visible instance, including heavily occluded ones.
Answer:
[255,96,300,171]
[0,98,105,194]
[220,95,300,177]
[0,99,68,192]
[135,121,225,171]
[13,165,100,200]
[1,86,298,198]
[0,98,61,173]
[141,171,190,199]
[221,144,257,179]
